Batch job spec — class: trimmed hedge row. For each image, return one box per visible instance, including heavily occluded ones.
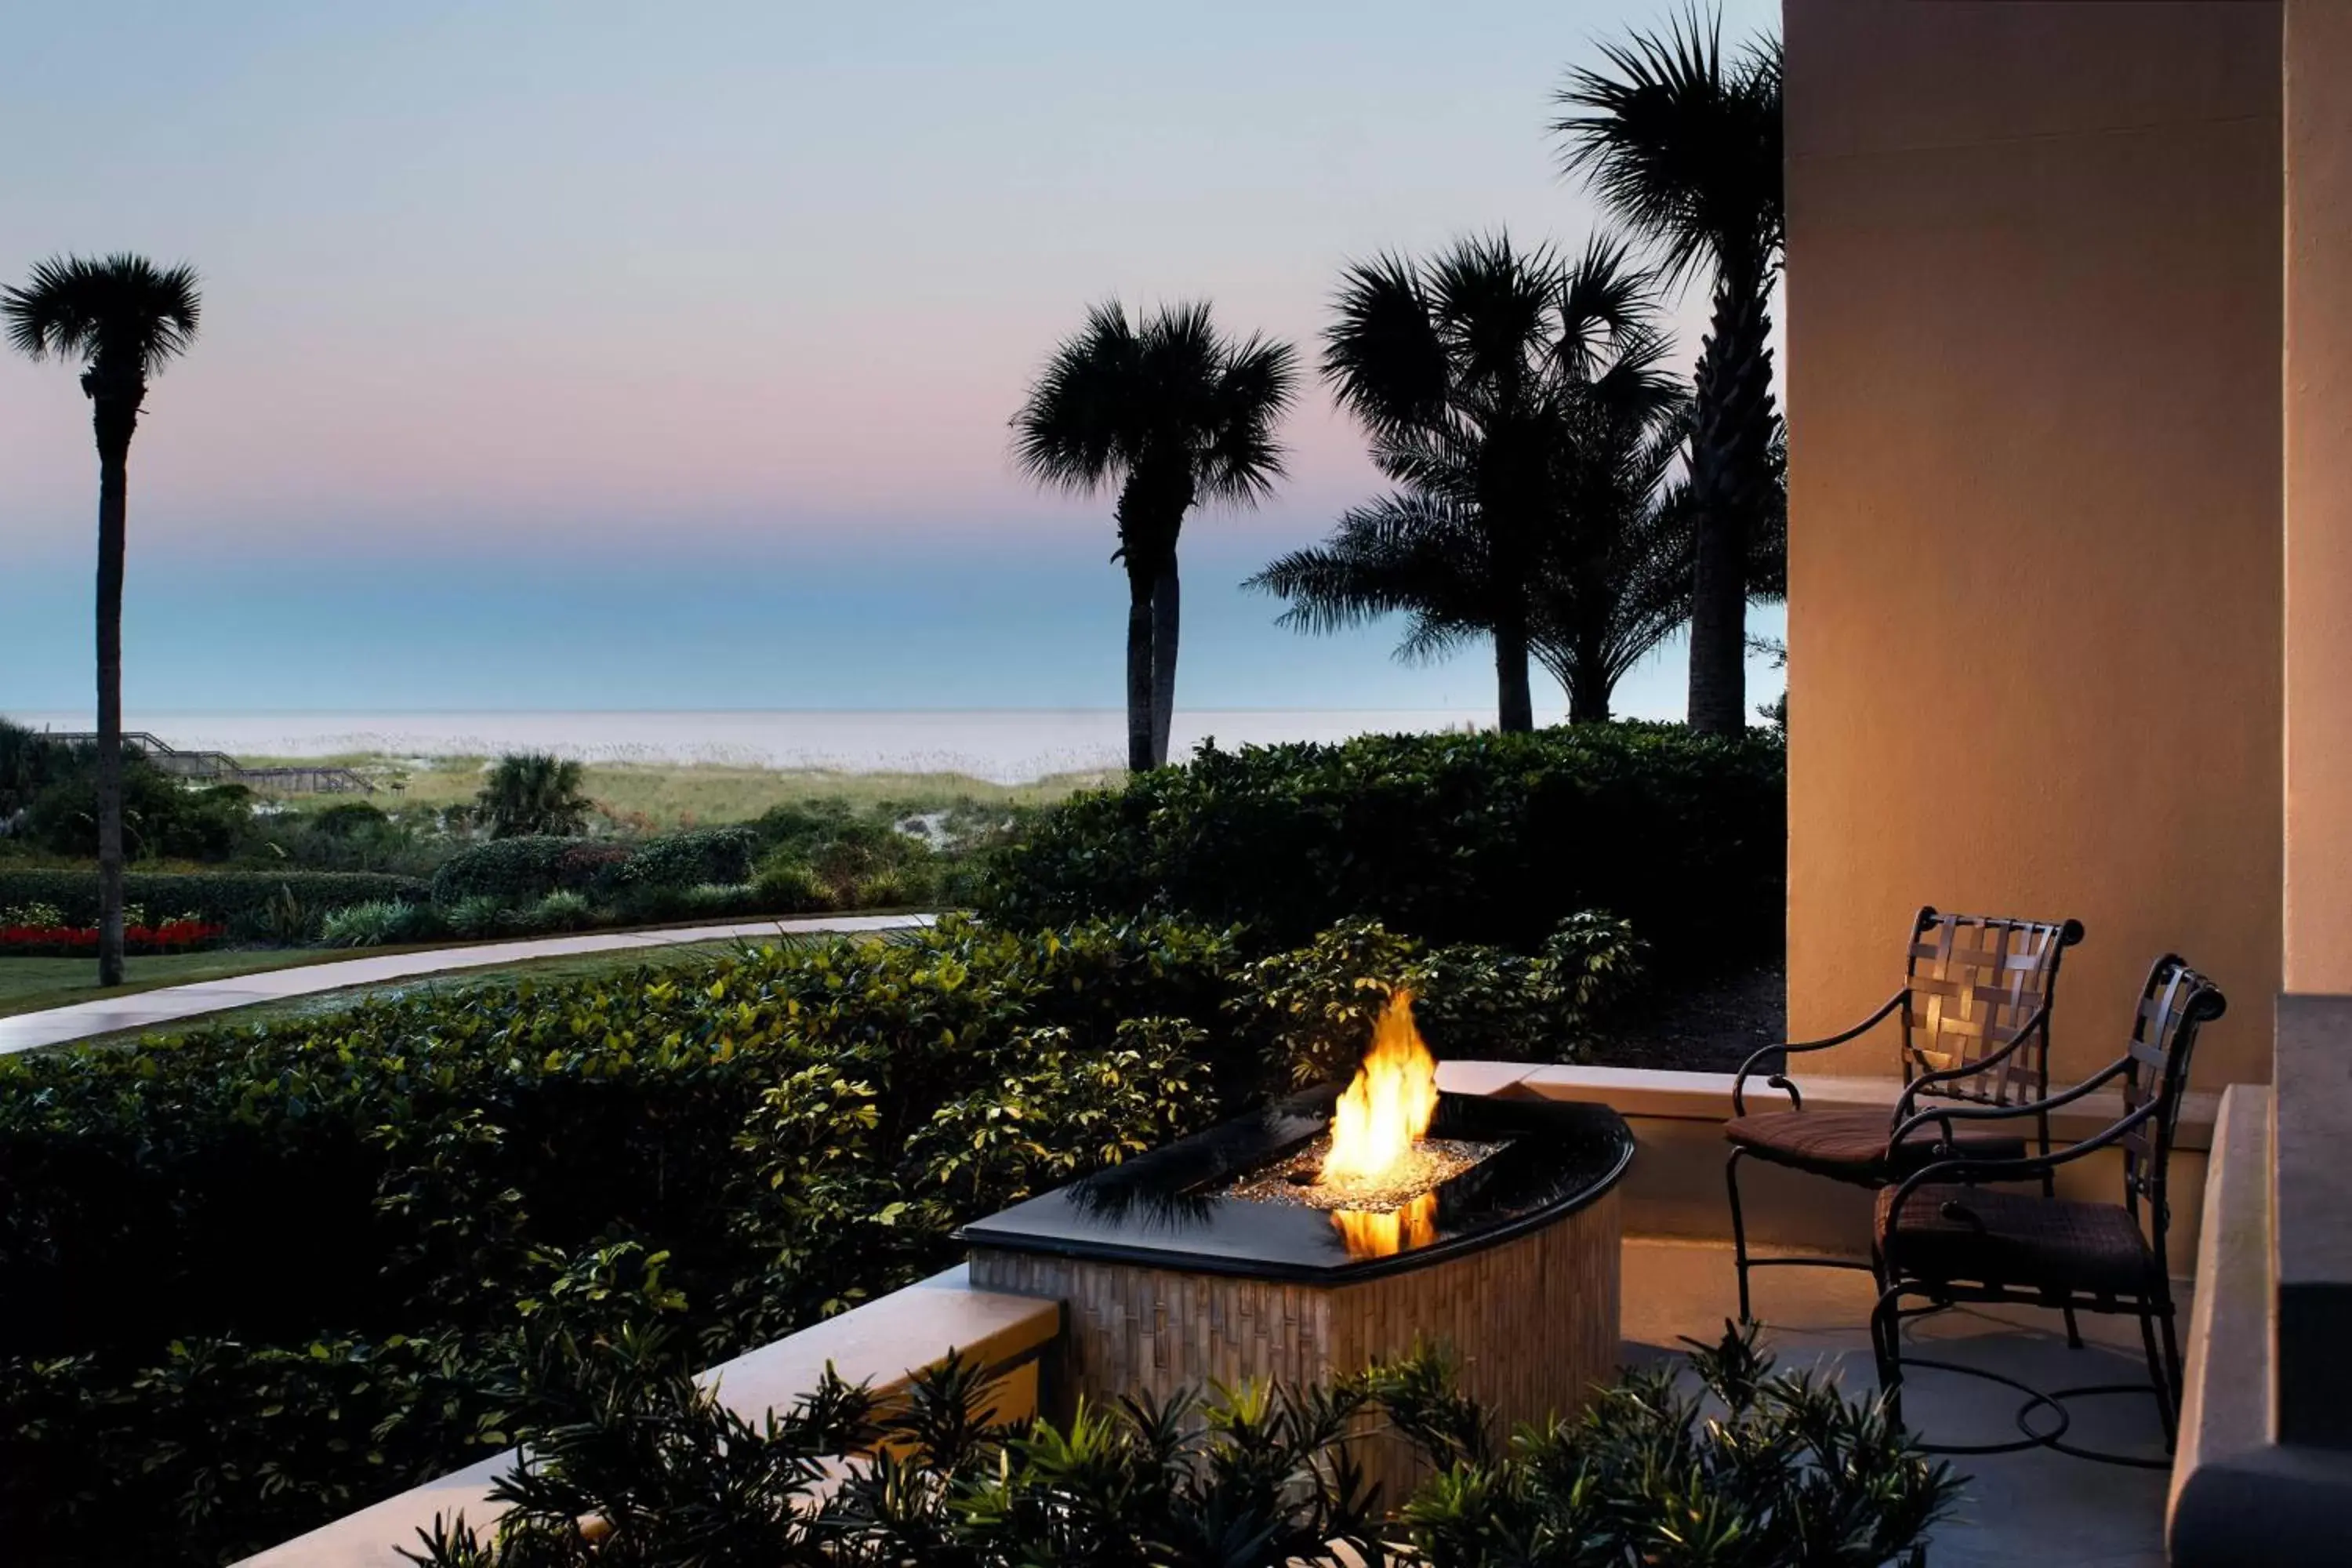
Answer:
[0,869,426,936]
[975,722,1787,967]
[428,828,759,907]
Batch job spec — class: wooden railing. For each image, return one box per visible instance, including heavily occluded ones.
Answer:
[34,732,374,794]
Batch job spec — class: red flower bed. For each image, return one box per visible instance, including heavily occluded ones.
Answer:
[0,919,229,956]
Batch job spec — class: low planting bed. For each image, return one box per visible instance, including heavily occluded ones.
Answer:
[0,911,1637,1566]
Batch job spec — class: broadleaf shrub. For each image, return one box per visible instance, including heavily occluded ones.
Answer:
[0,907,1646,1564]
[429,837,617,906]
[978,722,1785,967]
[615,826,758,891]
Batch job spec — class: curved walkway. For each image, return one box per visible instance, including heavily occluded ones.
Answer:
[0,913,935,1058]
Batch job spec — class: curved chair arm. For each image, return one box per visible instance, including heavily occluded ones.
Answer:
[1887,1054,2132,1155]
[1731,990,1905,1116]
[1890,1004,2052,1125]
[1881,1092,2157,1236]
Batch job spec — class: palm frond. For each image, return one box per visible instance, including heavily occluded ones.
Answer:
[1552,7,1784,292]
[2,253,201,377]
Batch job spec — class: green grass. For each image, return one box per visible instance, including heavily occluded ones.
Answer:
[240,753,1108,828]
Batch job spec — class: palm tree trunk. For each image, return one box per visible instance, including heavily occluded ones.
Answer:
[1494,615,1535,733]
[1686,267,1777,737]
[1568,666,1612,725]
[90,391,138,989]
[1124,560,1155,773]
[1149,560,1180,767]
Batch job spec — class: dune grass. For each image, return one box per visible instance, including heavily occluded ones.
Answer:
[242,754,1109,828]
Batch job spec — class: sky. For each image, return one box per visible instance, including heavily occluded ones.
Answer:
[0,0,1783,723]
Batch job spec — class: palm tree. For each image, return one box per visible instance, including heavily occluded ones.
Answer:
[477,753,595,838]
[1298,236,1675,729]
[1013,302,1296,771]
[1555,8,1783,735]
[4,255,201,986]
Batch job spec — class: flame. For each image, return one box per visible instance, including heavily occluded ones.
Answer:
[1320,989,1439,1185]
[1331,1192,1439,1259]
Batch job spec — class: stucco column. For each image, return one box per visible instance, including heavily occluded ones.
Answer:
[2285,0,2352,996]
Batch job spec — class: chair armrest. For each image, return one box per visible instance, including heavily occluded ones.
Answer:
[1881,1094,2157,1235]
[1892,1004,2050,1125]
[1731,991,1906,1116]
[1887,1055,2131,1152]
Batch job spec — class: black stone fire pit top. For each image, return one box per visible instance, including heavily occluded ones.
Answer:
[953,1087,1634,1283]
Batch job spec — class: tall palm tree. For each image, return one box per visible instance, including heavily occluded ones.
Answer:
[1299,236,1671,729]
[4,255,201,987]
[1555,8,1783,735]
[1013,302,1296,771]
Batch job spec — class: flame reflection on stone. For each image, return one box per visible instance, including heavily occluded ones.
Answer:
[1330,1191,1439,1258]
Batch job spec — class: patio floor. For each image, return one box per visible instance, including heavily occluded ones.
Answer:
[1624,1239,2172,1568]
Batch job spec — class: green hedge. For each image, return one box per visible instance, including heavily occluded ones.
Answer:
[0,869,426,935]
[0,910,1635,1566]
[977,722,1786,966]
[429,829,759,909]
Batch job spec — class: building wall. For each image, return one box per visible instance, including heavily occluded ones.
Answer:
[2285,0,2352,996]
[1784,1,2284,1085]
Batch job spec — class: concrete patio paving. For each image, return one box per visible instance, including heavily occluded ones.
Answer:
[0,912,935,1057]
[1627,1239,2172,1568]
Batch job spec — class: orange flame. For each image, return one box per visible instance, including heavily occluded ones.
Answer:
[1320,989,1439,1185]
[1331,1192,1439,1259]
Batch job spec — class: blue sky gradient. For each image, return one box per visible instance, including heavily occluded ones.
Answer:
[0,0,1782,720]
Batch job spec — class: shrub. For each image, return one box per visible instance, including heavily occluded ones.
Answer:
[978,722,1785,967]
[0,915,1243,1564]
[445,894,512,939]
[23,768,256,862]
[526,891,596,933]
[850,865,926,909]
[1232,914,1642,1086]
[0,720,91,818]
[401,1327,1958,1568]
[477,753,593,839]
[320,899,406,947]
[311,800,389,837]
[0,869,426,933]
[430,837,617,906]
[751,853,833,913]
[617,826,758,891]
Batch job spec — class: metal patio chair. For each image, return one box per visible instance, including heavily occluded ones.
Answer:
[1869,953,2224,1462]
[1725,907,2086,1322]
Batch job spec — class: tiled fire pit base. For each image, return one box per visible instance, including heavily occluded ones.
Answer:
[960,1091,1632,1499]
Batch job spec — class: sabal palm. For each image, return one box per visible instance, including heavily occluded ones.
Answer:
[1013,302,1295,771]
[1294,236,1671,729]
[3,255,201,986]
[1555,8,1783,735]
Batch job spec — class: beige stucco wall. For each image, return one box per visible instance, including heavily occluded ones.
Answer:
[1784,1,2283,1086]
[2285,0,2352,996]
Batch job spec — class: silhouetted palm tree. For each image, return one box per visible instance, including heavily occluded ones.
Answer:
[4,255,201,986]
[1555,8,1783,735]
[1293,236,1675,728]
[477,753,594,838]
[1013,302,1296,771]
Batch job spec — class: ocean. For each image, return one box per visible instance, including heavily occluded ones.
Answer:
[2,709,1507,786]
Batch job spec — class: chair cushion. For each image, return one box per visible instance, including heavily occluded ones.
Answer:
[1723,1108,2027,1181]
[1875,1185,2154,1296]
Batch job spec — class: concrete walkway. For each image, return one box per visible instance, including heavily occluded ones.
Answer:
[0,913,935,1058]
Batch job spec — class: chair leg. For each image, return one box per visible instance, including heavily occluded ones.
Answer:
[2136,1306,2177,1449]
[2063,1305,2084,1349]
[1726,1147,1755,1323]
[2157,1305,2186,1449]
[1871,1283,1908,1432]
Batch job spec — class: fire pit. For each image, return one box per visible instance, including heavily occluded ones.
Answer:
[958,993,1633,1494]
